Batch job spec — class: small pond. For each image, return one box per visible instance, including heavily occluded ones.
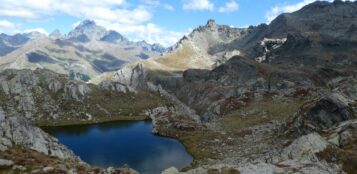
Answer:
[43,121,192,174]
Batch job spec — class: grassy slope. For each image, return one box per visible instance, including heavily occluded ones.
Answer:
[34,90,170,126]
[179,97,307,168]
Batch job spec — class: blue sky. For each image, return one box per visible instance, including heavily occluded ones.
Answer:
[0,0,343,46]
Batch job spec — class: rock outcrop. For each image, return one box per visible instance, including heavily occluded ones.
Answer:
[0,68,168,123]
[162,132,345,174]
[280,133,328,161]
[0,110,76,159]
[295,92,356,134]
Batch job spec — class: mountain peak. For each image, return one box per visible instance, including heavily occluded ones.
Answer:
[206,19,216,26]
[67,20,107,42]
[299,0,355,12]
[100,30,127,43]
[49,29,62,39]
[24,31,47,40]
[205,19,217,29]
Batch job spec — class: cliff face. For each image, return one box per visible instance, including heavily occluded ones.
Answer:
[221,0,357,65]
[0,69,170,123]
[0,110,76,159]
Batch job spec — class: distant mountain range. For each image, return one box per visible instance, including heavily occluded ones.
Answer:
[0,20,166,81]
[1,1,356,85]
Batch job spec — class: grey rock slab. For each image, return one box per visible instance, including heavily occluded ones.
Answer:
[0,159,14,167]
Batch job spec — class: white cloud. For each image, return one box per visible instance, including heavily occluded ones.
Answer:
[0,20,16,28]
[265,0,355,23]
[71,21,81,29]
[1,0,150,32]
[95,20,186,47]
[0,0,186,46]
[182,0,214,11]
[163,4,174,11]
[142,0,174,11]
[23,28,49,35]
[219,0,239,13]
[0,20,21,34]
[142,0,160,6]
[56,4,152,25]
[266,0,316,22]
[0,0,148,25]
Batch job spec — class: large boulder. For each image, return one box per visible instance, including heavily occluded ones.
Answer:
[281,133,328,161]
[295,92,355,134]
[0,159,14,168]
[316,119,357,174]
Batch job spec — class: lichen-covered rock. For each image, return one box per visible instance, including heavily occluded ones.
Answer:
[63,80,91,100]
[295,92,355,134]
[0,107,5,122]
[161,167,180,174]
[316,119,357,173]
[99,80,137,93]
[43,166,54,172]
[48,79,62,93]
[0,69,167,122]
[12,165,26,171]
[100,166,139,174]
[0,115,76,159]
[112,63,147,89]
[281,133,328,161]
[0,159,14,167]
[162,164,241,174]
[146,106,200,136]
[238,162,283,174]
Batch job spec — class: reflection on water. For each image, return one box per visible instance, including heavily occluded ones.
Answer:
[43,121,192,174]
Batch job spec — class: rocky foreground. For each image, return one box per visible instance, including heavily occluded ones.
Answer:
[0,69,355,174]
[0,1,357,174]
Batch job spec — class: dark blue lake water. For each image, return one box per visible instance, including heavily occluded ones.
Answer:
[43,121,192,174]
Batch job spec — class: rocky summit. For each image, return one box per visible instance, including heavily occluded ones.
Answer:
[0,0,356,174]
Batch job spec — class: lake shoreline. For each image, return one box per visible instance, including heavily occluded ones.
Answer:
[37,115,200,172]
[43,120,193,174]
[35,115,150,127]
